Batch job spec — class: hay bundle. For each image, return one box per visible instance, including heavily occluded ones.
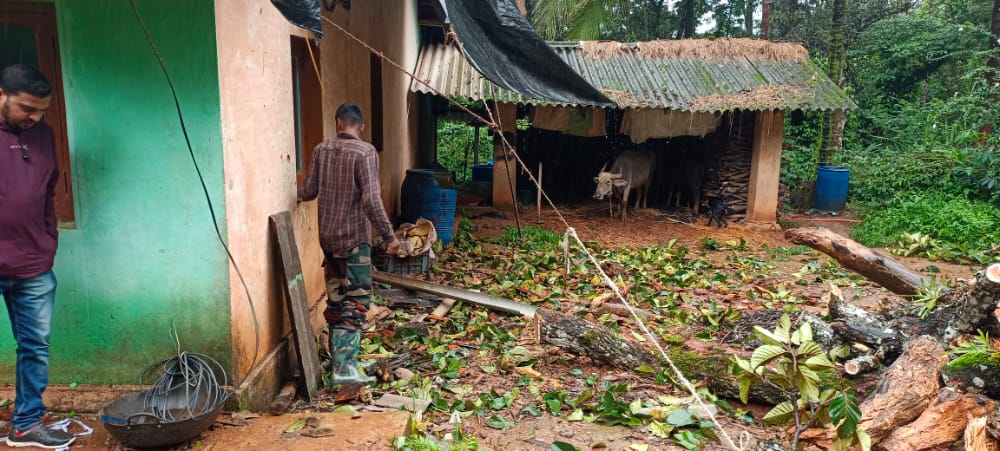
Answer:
[580,40,627,59]
[687,85,814,111]
[580,38,809,63]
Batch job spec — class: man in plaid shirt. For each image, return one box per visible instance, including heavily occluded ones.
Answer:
[299,103,399,384]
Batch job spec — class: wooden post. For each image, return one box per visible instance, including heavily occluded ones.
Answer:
[492,103,518,213]
[473,126,480,165]
[536,162,543,223]
[746,109,784,224]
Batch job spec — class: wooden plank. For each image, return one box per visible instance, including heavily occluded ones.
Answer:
[269,211,321,401]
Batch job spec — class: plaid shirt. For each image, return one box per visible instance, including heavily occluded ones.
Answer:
[299,132,396,255]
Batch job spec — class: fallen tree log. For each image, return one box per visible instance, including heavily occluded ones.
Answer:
[803,336,946,447]
[785,227,929,296]
[374,271,792,403]
[878,389,994,451]
[920,264,1000,343]
[536,308,656,370]
[858,336,946,443]
[828,298,899,346]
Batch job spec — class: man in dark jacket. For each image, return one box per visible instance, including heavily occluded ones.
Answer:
[299,103,399,384]
[0,64,75,448]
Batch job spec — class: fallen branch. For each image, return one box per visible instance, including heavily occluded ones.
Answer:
[785,227,929,296]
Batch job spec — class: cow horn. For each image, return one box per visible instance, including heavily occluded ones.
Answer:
[600,162,609,173]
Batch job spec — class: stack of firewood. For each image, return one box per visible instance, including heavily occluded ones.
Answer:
[703,120,753,214]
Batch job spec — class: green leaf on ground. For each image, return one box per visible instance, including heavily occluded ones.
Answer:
[486,415,514,430]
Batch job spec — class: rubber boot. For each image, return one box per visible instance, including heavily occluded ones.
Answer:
[329,328,375,384]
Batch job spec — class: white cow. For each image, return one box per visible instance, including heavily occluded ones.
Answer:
[592,150,657,221]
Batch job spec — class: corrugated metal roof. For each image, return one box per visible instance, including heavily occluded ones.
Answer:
[411,41,857,112]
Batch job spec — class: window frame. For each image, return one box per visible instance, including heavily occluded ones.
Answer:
[290,36,323,187]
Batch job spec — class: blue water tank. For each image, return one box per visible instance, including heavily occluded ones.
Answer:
[400,169,458,245]
[815,165,850,212]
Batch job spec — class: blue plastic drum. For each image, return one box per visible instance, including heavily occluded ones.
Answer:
[400,169,458,245]
[815,165,850,212]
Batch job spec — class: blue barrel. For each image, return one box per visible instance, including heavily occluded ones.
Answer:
[472,162,493,182]
[815,165,850,212]
[400,169,458,245]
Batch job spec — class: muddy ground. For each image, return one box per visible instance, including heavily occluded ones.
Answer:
[1,205,975,451]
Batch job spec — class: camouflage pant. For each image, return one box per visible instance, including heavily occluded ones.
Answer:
[323,244,372,331]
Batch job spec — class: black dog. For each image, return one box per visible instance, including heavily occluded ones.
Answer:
[706,195,729,228]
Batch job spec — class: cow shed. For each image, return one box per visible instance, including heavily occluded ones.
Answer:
[412,38,856,224]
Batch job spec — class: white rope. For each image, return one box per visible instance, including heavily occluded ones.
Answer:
[479,94,740,450]
[323,18,743,450]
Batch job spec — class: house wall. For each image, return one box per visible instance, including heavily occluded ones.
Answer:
[0,0,232,383]
[320,1,420,218]
[213,0,322,381]
[215,0,420,382]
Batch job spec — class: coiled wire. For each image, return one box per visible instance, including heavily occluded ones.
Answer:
[136,326,230,423]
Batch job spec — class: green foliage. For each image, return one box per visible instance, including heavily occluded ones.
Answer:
[849,15,991,108]
[945,330,1000,370]
[851,192,1000,255]
[436,121,493,184]
[495,225,564,249]
[731,314,867,450]
[915,276,945,319]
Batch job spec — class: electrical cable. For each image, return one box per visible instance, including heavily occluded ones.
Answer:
[128,0,260,411]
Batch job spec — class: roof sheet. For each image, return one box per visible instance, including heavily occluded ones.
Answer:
[411,40,857,112]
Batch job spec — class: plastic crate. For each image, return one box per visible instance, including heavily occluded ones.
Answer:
[372,253,430,275]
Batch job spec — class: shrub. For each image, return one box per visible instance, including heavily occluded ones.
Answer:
[436,121,494,183]
[852,192,1000,250]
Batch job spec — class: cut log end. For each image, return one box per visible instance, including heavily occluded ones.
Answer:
[986,263,1000,283]
[844,354,880,376]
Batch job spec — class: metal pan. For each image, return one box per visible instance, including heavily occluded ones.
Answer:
[99,390,222,449]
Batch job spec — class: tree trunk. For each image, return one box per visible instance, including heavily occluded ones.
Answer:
[744,0,755,36]
[985,0,1000,136]
[878,389,994,451]
[817,0,846,166]
[785,227,929,296]
[800,336,946,446]
[760,0,772,38]
[677,0,697,38]
[857,336,946,443]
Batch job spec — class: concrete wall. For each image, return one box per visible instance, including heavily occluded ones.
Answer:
[0,0,232,383]
[320,1,420,218]
[216,0,420,382]
[213,0,319,382]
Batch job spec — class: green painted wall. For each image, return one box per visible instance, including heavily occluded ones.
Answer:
[0,0,231,383]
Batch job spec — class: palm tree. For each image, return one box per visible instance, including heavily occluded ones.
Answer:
[529,0,656,41]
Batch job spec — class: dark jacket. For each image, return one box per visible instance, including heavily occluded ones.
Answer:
[0,119,59,279]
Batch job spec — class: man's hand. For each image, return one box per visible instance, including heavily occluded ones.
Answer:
[383,239,400,256]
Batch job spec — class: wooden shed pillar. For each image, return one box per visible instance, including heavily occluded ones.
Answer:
[492,103,518,213]
[746,110,785,224]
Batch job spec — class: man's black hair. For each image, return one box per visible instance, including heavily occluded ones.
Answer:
[335,103,364,126]
[0,64,52,97]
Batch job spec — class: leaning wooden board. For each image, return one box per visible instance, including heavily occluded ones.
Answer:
[269,211,321,401]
